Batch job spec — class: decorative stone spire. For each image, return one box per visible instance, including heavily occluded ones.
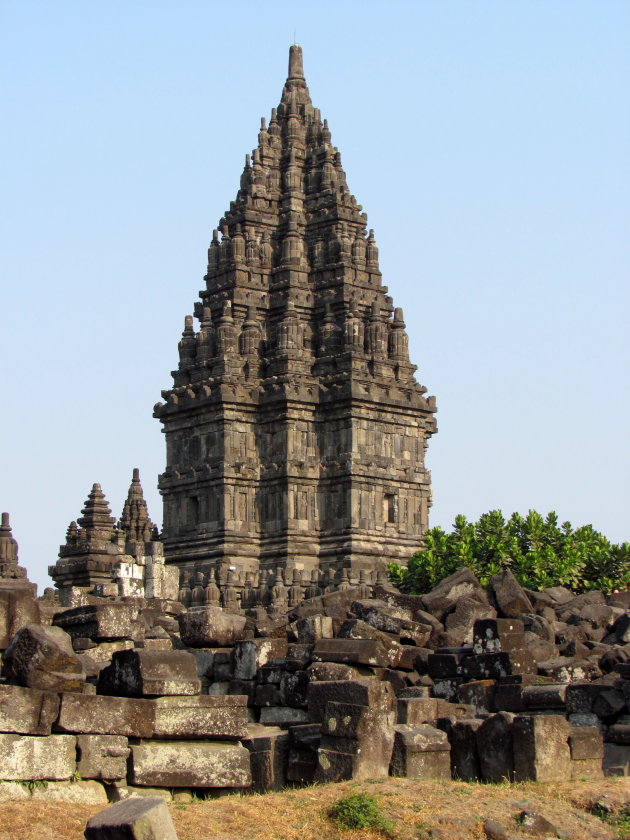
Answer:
[0,512,18,569]
[119,468,155,543]
[156,45,437,596]
[77,484,116,541]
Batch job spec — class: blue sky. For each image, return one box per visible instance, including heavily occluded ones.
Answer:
[1,1,628,591]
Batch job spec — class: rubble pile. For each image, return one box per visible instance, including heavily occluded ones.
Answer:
[0,561,628,801]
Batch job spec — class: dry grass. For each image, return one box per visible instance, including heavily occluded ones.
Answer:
[0,778,628,840]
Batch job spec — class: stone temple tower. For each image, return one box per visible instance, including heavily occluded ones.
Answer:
[154,45,437,588]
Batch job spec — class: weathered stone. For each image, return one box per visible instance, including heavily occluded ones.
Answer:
[259,706,309,726]
[98,649,200,696]
[0,683,60,735]
[522,683,567,709]
[457,680,497,715]
[232,638,288,680]
[603,742,630,775]
[84,796,178,840]
[177,606,247,647]
[450,718,483,781]
[0,733,76,780]
[316,710,395,782]
[472,618,525,654]
[53,602,140,641]
[489,570,532,618]
[568,726,604,759]
[306,661,363,681]
[129,740,251,788]
[55,692,155,737]
[293,615,334,645]
[476,712,515,782]
[337,619,403,666]
[512,714,571,781]
[421,569,484,621]
[152,694,248,739]
[0,780,30,800]
[1,623,85,692]
[241,724,289,791]
[77,734,130,780]
[390,724,451,779]
[0,582,40,649]
[279,670,309,707]
[606,724,630,745]
[397,697,438,724]
[30,780,108,803]
[307,679,394,723]
[311,638,394,668]
[445,596,496,646]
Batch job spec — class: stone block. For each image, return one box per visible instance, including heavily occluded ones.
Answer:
[0,683,60,735]
[178,606,247,647]
[522,683,567,709]
[84,796,178,840]
[570,758,604,780]
[30,779,109,803]
[129,740,252,788]
[98,649,201,696]
[53,603,140,641]
[337,619,403,666]
[55,692,155,737]
[316,717,395,782]
[606,724,630,744]
[322,701,395,740]
[476,712,515,782]
[512,714,571,781]
[311,638,393,667]
[258,706,309,726]
[307,678,394,724]
[568,726,604,760]
[0,733,76,780]
[152,694,248,739]
[489,570,533,617]
[450,718,483,781]
[472,618,525,654]
[390,724,451,779]
[241,724,290,792]
[0,780,30,800]
[77,735,130,780]
[397,697,438,725]
[279,670,309,707]
[306,661,362,681]
[462,650,536,681]
[603,742,630,775]
[457,680,497,715]
[2,623,85,692]
[294,615,333,644]
[0,584,40,649]
[420,568,484,621]
[232,638,288,680]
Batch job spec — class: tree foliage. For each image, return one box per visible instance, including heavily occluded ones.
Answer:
[392,510,629,595]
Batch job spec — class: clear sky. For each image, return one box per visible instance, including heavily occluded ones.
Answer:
[1,1,628,592]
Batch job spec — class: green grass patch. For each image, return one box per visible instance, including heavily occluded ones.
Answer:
[329,792,396,836]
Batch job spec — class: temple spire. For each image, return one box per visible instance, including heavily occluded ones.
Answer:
[288,43,304,79]
[119,468,155,542]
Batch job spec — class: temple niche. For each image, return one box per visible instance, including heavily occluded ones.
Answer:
[153,45,437,606]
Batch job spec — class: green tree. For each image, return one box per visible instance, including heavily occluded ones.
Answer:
[392,510,629,595]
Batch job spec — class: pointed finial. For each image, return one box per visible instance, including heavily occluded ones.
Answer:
[288,44,304,80]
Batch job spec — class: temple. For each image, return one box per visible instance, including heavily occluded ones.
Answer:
[153,45,437,595]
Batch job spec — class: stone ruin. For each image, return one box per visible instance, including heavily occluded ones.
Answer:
[0,44,628,812]
[1,517,630,804]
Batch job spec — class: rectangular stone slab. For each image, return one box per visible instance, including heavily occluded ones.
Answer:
[152,695,248,739]
[0,684,60,735]
[77,734,130,780]
[0,733,76,781]
[85,796,178,840]
[311,638,392,667]
[55,692,155,737]
[129,740,252,788]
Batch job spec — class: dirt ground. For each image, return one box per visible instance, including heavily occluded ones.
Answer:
[0,777,628,840]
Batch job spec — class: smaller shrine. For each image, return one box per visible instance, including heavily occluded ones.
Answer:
[49,469,178,607]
